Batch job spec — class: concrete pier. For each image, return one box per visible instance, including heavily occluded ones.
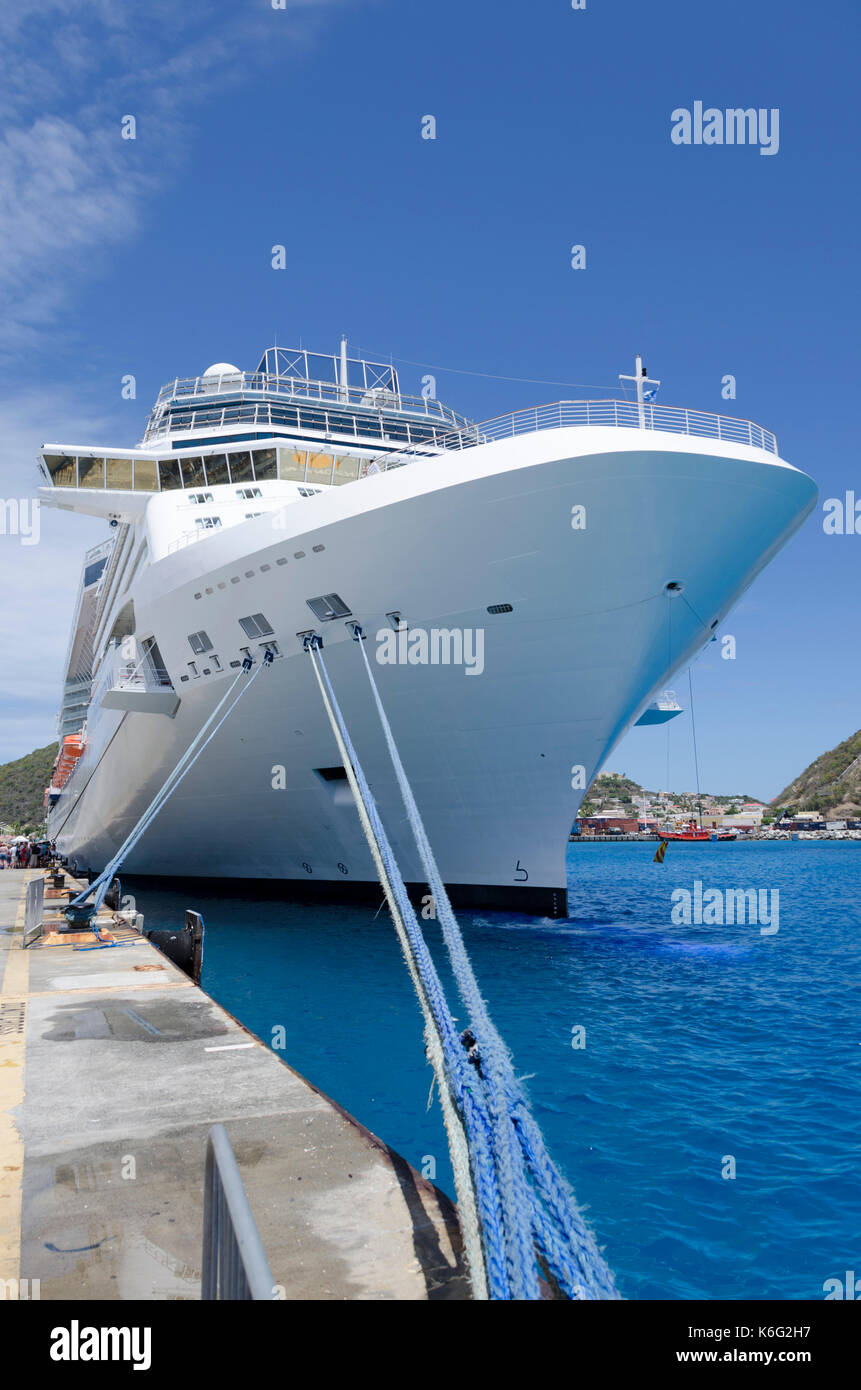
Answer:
[0,870,468,1300]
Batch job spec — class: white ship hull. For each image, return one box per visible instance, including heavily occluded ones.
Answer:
[47,425,816,916]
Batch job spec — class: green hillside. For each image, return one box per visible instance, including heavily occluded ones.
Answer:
[774,729,861,818]
[0,744,55,833]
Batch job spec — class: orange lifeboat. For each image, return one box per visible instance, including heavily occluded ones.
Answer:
[52,734,86,790]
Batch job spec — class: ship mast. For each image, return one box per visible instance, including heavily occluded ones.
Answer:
[619,354,661,427]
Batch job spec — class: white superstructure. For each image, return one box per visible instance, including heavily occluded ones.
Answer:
[39,342,817,916]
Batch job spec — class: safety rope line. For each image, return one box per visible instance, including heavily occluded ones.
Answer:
[352,632,618,1301]
[73,656,269,914]
[304,631,618,1300]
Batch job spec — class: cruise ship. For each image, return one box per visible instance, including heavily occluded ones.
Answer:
[39,341,817,916]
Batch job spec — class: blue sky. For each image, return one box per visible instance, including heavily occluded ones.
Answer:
[0,0,858,798]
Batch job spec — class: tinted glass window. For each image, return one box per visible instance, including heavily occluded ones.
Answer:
[253,447,277,480]
[133,459,159,491]
[278,449,306,481]
[180,456,206,488]
[229,451,254,483]
[205,455,230,486]
[307,451,333,482]
[45,455,77,487]
[158,459,182,491]
[331,455,360,485]
[105,457,133,489]
[78,457,105,488]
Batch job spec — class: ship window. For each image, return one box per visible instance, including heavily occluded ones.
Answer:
[159,459,182,491]
[236,487,262,500]
[259,563,271,572]
[253,447,277,480]
[188,492,213,504]
[312,544,325,553]
[331,454,361,485]
[279,448,307,482]
[187,630,213,655]
[133,458,159,491]
[78,456,105,488]
[245,512,263,519]
[276,557,287,566]
[195,516,222,530]
[229,451,254,483]
[238,613,274,638]
[181,457,207,488]
[307,451,334,482]
[306,593,351,622]
[83,556,107,587]
[204,454,230,486]
[105,457,133,489]
[487,603,513,614]
[45,454,77,487]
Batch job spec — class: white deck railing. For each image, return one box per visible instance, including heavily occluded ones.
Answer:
[360,398,778,474]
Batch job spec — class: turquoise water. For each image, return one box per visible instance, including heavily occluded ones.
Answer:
[130,841,860,1300]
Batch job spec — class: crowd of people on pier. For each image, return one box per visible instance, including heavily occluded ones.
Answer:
[0,839,54,870]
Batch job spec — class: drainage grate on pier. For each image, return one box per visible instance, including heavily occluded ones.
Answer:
[0,1001,26,1036]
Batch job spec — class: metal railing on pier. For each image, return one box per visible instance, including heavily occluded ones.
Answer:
[201,1124,275,1300]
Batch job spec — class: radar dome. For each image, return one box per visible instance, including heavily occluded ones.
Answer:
[202,362,240,376]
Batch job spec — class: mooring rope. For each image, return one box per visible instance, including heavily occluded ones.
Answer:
[73,656,269,913]
[305,631,619,1300]
[304,637,492,1298]
[353,632,618,1300]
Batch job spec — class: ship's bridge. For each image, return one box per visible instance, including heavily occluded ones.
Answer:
[141,341,477,452]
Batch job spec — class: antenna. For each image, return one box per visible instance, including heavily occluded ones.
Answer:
[339,334,349,403]
[619,353,661,428]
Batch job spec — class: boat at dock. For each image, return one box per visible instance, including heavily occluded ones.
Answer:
[659,822,711,842]
[39,342,816,916]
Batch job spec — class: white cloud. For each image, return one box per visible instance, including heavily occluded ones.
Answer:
[0,0,364,350]
[0,0,367,763]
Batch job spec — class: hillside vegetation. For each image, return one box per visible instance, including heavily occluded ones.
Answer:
[0,744,55,832]
[775,729,861,818]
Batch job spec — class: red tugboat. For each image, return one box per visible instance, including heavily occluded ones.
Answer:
[659,819,710,842]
